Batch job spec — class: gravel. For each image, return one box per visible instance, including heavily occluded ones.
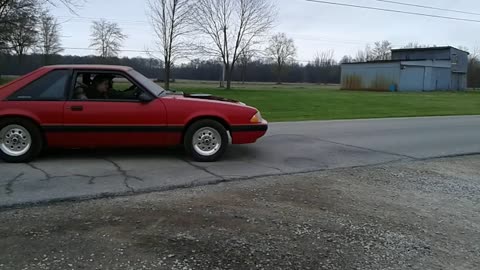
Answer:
[0,156,479,270]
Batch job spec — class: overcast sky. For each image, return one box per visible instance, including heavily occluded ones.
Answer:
[51,0,480,62]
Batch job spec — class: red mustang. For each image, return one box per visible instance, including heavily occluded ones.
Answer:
[0,65,268,163]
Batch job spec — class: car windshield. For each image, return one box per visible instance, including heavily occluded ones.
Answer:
[128,69,166,96]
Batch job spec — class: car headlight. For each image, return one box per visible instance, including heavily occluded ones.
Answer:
[250,111,263,123]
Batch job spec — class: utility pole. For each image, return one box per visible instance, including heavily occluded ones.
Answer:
[220,62,225,88]
[219,28,227,88]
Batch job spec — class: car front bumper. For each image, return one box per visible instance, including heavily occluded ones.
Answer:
[230,120,268,144]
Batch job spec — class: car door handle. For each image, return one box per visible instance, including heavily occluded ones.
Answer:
[69,106,84,111]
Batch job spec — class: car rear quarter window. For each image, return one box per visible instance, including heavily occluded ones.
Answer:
[9,70,70,101]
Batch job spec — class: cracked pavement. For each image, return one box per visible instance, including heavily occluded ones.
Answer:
[1,116,480,208]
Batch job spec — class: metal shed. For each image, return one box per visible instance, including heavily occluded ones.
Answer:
[341,46,469,91]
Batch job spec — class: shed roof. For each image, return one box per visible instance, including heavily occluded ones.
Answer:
[342,60,402,65]
[391,46,469,55]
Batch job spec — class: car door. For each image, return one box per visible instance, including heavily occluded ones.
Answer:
[57,70,169,148]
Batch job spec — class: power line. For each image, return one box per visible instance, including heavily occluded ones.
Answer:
[62,47,161,53]
[305,0,480,23]
[376,0,480,16]
[57,16,148,24]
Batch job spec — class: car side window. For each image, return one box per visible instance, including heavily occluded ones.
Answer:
[9,70,70,101]
[72,72,143,101]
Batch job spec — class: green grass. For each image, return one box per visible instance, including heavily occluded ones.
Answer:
[168,81,480,122]
[0,78,11,85]
[169,79,340,91]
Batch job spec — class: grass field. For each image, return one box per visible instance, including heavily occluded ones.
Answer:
[170,81,480,122]
[2,78,480,122]
[0,78,9,85]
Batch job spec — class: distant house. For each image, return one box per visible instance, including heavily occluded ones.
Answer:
[341,46,469,91]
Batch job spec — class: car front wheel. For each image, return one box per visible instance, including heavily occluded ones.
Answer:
[184,119,228,162]
[0,118,43,163]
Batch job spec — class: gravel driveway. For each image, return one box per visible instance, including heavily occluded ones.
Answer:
[0,155,479,270]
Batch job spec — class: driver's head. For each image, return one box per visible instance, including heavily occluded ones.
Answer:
[92,75,113,93]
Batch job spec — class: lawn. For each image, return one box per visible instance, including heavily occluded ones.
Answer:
[0,78,10,85]
[169,81,480,122]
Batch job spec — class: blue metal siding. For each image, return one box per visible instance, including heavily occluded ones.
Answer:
[423,67,433,91]
[341,63,400,90]
[451,48,468,74]
[399,66,424,91]
[392,47,468,76]
[396,66,451,91]
[432,68,451,90]
[341,49,468,91]
[392,49,451,61]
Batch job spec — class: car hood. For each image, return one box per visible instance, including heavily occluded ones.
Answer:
[168,92,245,105]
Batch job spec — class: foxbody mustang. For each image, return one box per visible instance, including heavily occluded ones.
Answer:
[0,65,267,162]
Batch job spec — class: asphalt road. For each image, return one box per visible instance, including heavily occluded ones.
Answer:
[2,156,480,269]
[1,116,480,208]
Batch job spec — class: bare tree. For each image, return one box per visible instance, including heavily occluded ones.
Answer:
[354,49,366,62]
[1,0,82,21]
[266,33,296,84]
[402,42,430,49]
[354,44,374,62]
[37,10,63,64]
[148,0,191,90]
[313,50,335,67]
[89,19,127,58]
[310,50,338,84]
[0,0,11,20]
[466,47,480,89]
[372,40,392,60]
[0,0,36,51]
[44,0,85,15]
[1,1,38,62]
[468,47,480,60]
[190,0,276,89]
[10,17,37,61]
[238,45,255,84]
[340,55,353,64]
[0,0,9,52]
[365,44,375,61]
[1,0,81,54]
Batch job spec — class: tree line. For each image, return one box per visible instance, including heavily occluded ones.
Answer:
[0,53,341,84]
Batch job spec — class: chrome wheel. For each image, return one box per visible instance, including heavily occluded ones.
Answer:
[192,127,222,156]
[0,124,32,157]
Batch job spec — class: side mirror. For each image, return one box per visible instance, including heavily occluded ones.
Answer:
[138,92,153,103]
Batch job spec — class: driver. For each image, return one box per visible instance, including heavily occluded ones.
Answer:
[85,75,114,99]
[85,75,137,100]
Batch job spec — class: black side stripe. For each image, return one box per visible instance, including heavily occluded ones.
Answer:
[42,125,184,133]
[42,124,268,133]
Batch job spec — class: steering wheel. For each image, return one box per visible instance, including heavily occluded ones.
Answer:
[132,86,142,98]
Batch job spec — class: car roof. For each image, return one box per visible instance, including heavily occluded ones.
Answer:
[41,65,133,72]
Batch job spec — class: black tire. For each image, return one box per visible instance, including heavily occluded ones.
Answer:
[184,119,228,162]
[0,118,43,163]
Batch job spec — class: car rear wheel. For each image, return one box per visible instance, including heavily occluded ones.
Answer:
[184,119,228,162]
[0,118,43,163]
